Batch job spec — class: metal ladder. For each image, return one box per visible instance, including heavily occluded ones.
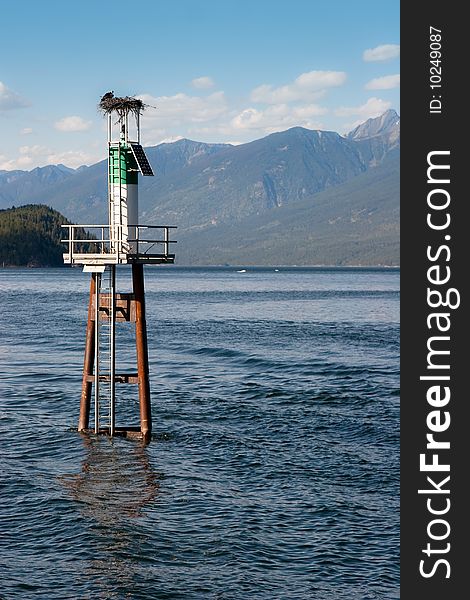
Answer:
[94,266,116,435]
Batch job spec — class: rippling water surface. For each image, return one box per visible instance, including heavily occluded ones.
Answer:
[0,267,399,599]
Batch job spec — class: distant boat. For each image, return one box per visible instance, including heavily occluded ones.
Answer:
[274,269,279,272]
[237,269,247,273]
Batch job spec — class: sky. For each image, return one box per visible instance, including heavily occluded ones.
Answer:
[0,0,399,171]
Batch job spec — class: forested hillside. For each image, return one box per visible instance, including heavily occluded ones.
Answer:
[0,204,90,267]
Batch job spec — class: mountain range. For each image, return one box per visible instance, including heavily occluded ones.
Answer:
[0,109,400,265]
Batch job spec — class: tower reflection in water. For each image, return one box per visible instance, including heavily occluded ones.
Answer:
[62,435,163,597]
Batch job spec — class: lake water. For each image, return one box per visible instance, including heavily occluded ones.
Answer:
[0,267,399,599]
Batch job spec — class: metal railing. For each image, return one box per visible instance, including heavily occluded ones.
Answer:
[61,224,177,264]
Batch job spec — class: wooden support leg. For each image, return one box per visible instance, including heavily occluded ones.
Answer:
[132,264,152,442]
[79,274,96,431]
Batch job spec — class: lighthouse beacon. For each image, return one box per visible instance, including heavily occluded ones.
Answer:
[62,94,176,443]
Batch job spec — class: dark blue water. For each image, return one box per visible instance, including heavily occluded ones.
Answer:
[0,267,399,599]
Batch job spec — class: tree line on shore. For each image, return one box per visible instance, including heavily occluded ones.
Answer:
[0,204,92,267]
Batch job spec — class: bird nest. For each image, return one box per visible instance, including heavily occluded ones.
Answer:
[98,95,145,118]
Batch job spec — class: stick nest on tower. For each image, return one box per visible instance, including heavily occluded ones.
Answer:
[98,93,145,118]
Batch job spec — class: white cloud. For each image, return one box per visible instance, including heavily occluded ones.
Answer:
[0,81,30,110]
[156,135,185,145]
[335,97,392,130]
[0,143,101,171]
[46,150,100,168]
[54,115,92,132]
[136,91,229,145]
[191,76,215,89]
[229,103,327,135]
[231,108,263,130]
[251,70,346,104]
[19,144,48,156]
[0,146,47,169]
[0,155,35,170]
[365,74,400,90]
[293,104,328,119]
[20,127,33,135]
[139,91,228,123]
[136,82,332,144]
[363,44,400,62]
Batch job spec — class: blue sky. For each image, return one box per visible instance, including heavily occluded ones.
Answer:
[0,0,399,170]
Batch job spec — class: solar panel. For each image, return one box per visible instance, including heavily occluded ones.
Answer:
[130,143,154,176]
